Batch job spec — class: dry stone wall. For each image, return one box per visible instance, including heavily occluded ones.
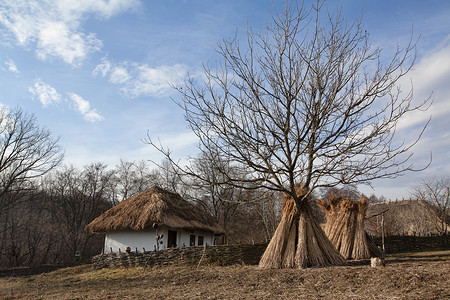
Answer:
[91,244,268,269]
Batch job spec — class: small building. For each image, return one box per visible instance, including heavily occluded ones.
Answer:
[86,186,223,253]
[365,199,446,237]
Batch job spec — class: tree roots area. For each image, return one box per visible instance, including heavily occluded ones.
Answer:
[1,250,449,299]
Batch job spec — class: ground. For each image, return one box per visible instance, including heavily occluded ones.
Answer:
[1,250,449,299]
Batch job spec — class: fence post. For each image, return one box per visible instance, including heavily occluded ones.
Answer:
[381,212,386,258]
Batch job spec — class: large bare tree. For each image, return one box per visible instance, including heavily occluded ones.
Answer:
[0,107,63,215]
[148,1,430,268]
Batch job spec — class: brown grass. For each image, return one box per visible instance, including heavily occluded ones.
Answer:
[1,250,448,299]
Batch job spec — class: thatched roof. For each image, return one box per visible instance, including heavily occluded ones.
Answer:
[86,186,224,234]
[365,199,444,237]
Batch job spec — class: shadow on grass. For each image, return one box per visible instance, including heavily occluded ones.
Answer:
[0,265,65,278]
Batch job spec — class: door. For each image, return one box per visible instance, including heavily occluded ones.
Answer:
[168,230,177,248]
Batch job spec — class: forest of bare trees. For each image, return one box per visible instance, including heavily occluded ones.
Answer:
[0,112,284,268]
[0,159,285,268]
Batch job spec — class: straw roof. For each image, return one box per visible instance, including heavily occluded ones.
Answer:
[365,199,444,237]
[86,186,224,234]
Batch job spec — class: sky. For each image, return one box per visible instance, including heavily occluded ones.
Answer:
[0,0,449,200]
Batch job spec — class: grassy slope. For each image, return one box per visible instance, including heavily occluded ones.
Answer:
[1,250,449,299]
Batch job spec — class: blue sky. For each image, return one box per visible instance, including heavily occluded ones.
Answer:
[0,0,449,200]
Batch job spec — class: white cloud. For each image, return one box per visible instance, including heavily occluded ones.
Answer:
[69,93,104,122]
[36,20,102,65]
[28,83,103,122]
[92,57,111,77]
[110,66,130,84]
[4,59,19,73]
[158,131,198,152]
[56,0,140,20]
[84,110,104,122]
[123,64,188,98]
[70,92,90,114]
[0,0,140,65]
[395,41,450,131]
[93,59,189,98]
[28,79,61,107]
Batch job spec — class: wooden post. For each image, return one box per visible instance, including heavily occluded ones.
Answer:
[381,212,386,258]
[197,243,208,269]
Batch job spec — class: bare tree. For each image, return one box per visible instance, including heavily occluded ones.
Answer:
[45,163,113,263]
[320,184,361,201]
[411,176,449,237]
[113,159,157,204]
[153,159,184,194]
[179,152,247,243]
[249,190,282,242]
[0,107,63,214]
[148,1,430,268]
[0,190,53,267]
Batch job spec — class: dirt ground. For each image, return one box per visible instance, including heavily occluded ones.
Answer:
[1,250,449,299]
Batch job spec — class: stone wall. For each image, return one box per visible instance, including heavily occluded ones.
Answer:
[91,243,268,269]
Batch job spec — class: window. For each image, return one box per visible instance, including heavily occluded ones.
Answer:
[190,235,195,246]
[198,236,204,246]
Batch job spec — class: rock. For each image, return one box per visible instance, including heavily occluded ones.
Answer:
[370,257,385,267]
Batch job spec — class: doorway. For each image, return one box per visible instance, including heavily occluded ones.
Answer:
[168,230,177,248]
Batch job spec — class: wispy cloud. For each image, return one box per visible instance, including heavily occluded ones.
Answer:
[93,58,189,98]
[35,20,102,65]
[28,79,62,107]
[4,59,19,73]
[69,92,104,122]
[28,79,103,122]
[0,0,140,66]
[396,41,450,132]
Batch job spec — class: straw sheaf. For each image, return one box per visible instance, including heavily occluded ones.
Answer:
[281,184,308,216]
[318,195,359,214]
[86,186,224,234]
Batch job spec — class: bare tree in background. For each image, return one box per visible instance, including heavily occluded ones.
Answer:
[45,163,113,263]
[412,176,449,237]
[179,151,247,243]
[320,184,361,201]
[113,159,157,204]
[0,107,63,214]
[148,0,430,268]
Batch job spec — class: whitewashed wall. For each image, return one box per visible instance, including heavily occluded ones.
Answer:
[104,229,215,253]
[178,230,215,247]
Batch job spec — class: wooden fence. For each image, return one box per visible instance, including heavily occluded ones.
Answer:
[92,243,268,269]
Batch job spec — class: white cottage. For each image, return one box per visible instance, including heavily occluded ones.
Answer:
[86,186,223,253]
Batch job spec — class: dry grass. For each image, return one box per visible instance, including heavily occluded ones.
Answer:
[1,250,449,299]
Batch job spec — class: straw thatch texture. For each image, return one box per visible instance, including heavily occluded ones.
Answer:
[86,186,223,234]
[259,185,345,269]
[365,199,445,237]
[258,189,299,269]
[318,195,379,260]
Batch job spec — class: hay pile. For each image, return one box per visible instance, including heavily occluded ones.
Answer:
[259,185,345,268]
[318,195,380,260]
